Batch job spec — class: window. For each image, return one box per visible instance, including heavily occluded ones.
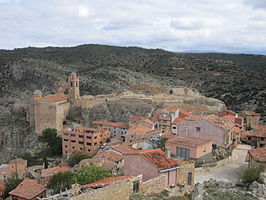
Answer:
[88,149,90,152]
[130,140,132,143]
[64,139,69,142]
[64,133,68,136]
[172,126,176,129]
[72,146,75,149]
[176,147,190,159]
[79,141,84,144]
[196,127,201,132]
[71,140,76,143]
[247,136,251,140]
[87,143,92,146]
[65,145,68,148]
[94,136,97,139]
[94,142,97,145]
[87,136,92,139]
[80,148,83,150]
[79,135,84,138]
[71,134,75,137]
[203,147,206,152]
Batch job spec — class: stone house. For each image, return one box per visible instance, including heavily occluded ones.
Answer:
[219,110,244,130]
[62,127,110,156]
[240,110,260,130]
[125,125,161,145]
[27,72,79,134]
[9,179,46,200]
[241,126,266,148]
[124,149,194,187]
[246,147,266,167]
[173,115,236,150]
[129,116,155,129]
[165,136,212,161]
[0,158,27,181]
[92,121,129,140]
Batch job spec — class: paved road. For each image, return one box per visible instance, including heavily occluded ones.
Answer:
[195,144,252,183]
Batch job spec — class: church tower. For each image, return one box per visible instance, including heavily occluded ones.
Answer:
[68,72,80,103]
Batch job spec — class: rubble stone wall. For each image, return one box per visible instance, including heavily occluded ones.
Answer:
[141,174,167,194]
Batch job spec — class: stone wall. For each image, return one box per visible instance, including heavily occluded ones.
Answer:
[177,162,195,187]
[141,174,167,194]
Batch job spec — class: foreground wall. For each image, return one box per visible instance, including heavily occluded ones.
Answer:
[141,175,167,194]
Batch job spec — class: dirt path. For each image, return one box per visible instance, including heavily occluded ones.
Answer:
[195,144,252,183]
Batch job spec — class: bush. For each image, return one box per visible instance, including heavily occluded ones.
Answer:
[67,151,92,167]
[240,165,265,185]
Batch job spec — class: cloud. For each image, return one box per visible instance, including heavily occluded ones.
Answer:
[0,0,266,54]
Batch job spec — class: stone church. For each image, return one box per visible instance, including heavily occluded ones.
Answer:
[27,72,80,134]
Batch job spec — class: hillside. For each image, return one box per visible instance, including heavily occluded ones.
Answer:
[0,44,265,117]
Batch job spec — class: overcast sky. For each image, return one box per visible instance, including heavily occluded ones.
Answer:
[1,0,266,54]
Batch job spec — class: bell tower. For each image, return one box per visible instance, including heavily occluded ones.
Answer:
[68,72,80,103]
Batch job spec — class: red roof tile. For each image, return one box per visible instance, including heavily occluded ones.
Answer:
[130,149,190,171]
[40,93,68,103]
[9,179,46,199]
[166,136,212,148]
[172,117,185,124]
[242,126,266,138]
[81,175,139,189]
[41,167,69,178]
[248,147,266,162]
[127,125,152,135]
[223,115,235,121]
[111,144,136,155]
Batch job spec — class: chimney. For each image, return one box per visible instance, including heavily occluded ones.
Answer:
[165,147,171,158]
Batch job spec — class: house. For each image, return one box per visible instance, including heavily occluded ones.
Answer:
[219,110,244,130]
[41,166,69,184]
[0,181,5,198]
[62,127,110,156]
[125,125,161,145]
[9,179,46,200]
[92,121,129,140]
[246,147,266,167]
[0,158,27,181]
[129,116,154,129]
[240,110,260,130]
[124,149,194,187]
[173,115,236,150]
[79,152,123,174]
[165,136,213,161]
[241,125,266,148]
[107,144,137,155]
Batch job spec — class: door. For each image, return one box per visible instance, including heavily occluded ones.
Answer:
[187,172,192,185]
[168,170,177,186]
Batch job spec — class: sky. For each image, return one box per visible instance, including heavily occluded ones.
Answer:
[1,0,266,54]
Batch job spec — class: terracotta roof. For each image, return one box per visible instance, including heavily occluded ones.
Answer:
[242,126,266,138]
[9,158,27,166]
[92,121,129,129]
[223,115,235,121]
[0,181,5,192]
[127,125,152,135]
[40,93,68,103]
[129,149,190,171]
[111,144,136,155]
[166,136,212,148]
[179,109,193,117]
[172,117,185,124]
[150,111,161,121]
[163,106,178,112]
[82,175,139,189]
[248,147,266,162]
[129,116,144,121]
[41,166,69,178]
[241,110,260,116]
[9,179,46,199]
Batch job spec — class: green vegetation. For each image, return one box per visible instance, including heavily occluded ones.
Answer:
[47,171,77,194]
[67,151,92,167]
[4,176,22,198]
[240,166,265,185]
[38,128,62,157]
[47,165,111,194]
[157,137,167,151]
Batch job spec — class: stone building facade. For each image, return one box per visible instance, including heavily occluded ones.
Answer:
[27,72,80,134]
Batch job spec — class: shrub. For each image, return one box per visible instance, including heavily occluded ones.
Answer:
[240,165,265,185]
[67,151,92,167]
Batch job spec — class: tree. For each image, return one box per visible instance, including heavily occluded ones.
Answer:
[4,176,22,198]
[38,128,62,156]
[157,137,167,152]
[75,165,111,185]
[68,151,92,167]
[47,171,76,194]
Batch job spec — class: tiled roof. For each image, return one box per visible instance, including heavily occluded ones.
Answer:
[92,121,129,129]
[9,179,46,199]
[81,175,139,189]
[9,158,27,166]
[163,106,178,112]
[130,149,190,171]
[172,117,185,124]
[40,93,68,103]
[241,110,260,116]
[223,115,235,121]
[248,147,266,162]
[127,125,152,135]
[111,144,136,155]
[242,126,266,138]
[41,166,69,178]
[166,136,212,148]
[179,109,193,117]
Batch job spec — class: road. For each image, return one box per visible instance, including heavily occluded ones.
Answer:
[195,144,252,183]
